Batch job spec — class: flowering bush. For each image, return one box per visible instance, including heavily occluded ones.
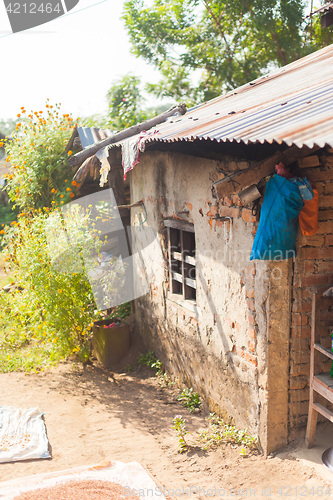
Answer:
[1,206,104,364]
[3,102,76,211]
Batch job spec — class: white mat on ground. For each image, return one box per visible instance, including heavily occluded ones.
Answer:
[0,407,50,464]
[0,460,168,500]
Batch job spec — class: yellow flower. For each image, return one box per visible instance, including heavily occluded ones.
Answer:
[68,150,73,156]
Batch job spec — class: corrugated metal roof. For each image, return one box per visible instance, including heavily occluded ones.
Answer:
[309,2,333,16]
[133,44,333,150]
[78,127,113,149]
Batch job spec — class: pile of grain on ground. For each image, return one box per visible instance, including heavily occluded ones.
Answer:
[15,480,141,500]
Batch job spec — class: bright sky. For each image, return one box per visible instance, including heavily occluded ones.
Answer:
[0,0,160,121]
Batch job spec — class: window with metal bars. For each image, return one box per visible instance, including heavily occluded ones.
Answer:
[165,219,196,301]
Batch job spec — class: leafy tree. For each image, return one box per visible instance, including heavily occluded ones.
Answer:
[106,74,173,129]
[106,74,151,129]
[123,0,333,104]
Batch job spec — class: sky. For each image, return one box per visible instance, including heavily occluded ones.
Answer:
[0,0,160,121]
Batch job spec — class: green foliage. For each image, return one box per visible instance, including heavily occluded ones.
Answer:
[123,0,333,104]
[105,302,131,322]
[0,206,104,368]
[107,74,151,130]
[137,350,163,374]
[177,387,201,412]
[3,103,76,211]
[172,414,189,453]
[106,74,173,130]
[198,413,258,451]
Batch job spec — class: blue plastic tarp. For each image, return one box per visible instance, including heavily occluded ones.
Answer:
[250,174,304,261]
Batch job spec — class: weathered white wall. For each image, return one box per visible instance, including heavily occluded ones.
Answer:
[129,150,291,453]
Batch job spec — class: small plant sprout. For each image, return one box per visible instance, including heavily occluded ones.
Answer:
[177,388,201,413]
[172,415,189,453]
[137,351,163,374]
[198,413,258,453]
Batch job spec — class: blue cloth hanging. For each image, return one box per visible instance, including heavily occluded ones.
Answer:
[250,174,304,261]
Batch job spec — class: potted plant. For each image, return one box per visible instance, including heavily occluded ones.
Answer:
[92,304,130,368]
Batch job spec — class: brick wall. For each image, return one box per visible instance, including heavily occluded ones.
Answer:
[289,151,333,434]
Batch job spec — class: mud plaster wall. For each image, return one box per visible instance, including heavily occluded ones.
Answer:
[289,153,333,439]
[129,151,292,453]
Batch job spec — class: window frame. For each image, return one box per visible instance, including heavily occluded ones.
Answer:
[164,219,196,302]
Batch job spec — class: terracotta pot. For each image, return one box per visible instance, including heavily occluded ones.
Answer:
[92,320,130,369]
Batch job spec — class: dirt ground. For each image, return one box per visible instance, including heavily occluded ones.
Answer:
[1,356,333,499]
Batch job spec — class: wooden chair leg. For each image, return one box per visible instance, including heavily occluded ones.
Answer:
[305,404,318,448]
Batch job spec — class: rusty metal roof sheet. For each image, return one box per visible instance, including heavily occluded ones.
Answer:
[123,44,333,151]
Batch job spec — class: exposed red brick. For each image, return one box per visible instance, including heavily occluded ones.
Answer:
[242,209,256,223]
[215,220,231,229]
[232,194,243,206]
[290,362,310,377]
[291,325,311,339]
[248,340,256,353]
[247,328,256,339]
[326,234,333,246]
[292,313,309,327]
[232,345,245,358]
[299,234,325,247]
[302,273,333,286]
[290,378,308,391]
[325,183,333,195]
[292,313,301,327]
[301,247,332,260]
[319,195,333,208]
[219,206,240,218]
[245,352,258,367]
[318,209,333,221]
[223,196,233,207]
[246,298,255,311]
[305,169,333,182]
[206,205,218,217]
[247,312,256,325]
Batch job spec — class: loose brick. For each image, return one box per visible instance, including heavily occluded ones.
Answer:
[219,206,240,218]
